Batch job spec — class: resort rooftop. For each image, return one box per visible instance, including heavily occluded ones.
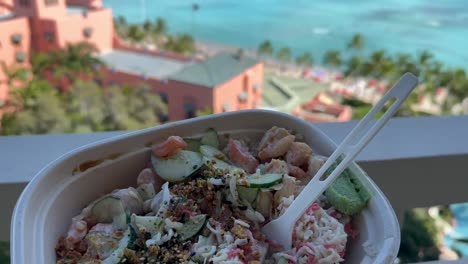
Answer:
[98,49,190,79]
[169,53,259,87]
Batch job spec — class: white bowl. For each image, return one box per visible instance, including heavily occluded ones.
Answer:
[11,110,400,264]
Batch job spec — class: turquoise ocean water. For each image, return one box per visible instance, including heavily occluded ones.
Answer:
[104,0,468,68]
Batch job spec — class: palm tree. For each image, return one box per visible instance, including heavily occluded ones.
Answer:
[114,16,128,38]
[347,33,364,55]
[164,34,195,55]
[358,61,373,77]
[295,52,313,67]
[154,17,167,35]
[127,25,145,43]
[35,42,105,88]
[395,53,412,75]
[143,19,152,32]
[369,49,388,78]
[257,40,274,57]
[418,50,433,67]
[448,69,468,101]
[416,50,434,82]
[276,47,292,63]
[323,50,342,69]
[117,16,127,24]
[345,56,362,77]
[59,42,103,76]
[380,58,396,79]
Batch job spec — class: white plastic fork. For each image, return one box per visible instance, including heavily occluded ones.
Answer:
[261,72,419,249]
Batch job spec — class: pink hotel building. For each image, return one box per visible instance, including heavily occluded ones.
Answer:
[0,0,263,120]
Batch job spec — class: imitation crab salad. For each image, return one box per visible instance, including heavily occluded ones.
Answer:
[56,126,370,264]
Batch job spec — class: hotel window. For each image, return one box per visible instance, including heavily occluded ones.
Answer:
[158,113,169,122]
[238,91,247,102]
[44,0,58,6]
[223,103,230,112]
[158,92,168,104]
[15,52,26,63]
[11,34,22,45]
[44,32,54,42]
[19,0,30,6]
[184,103,196,119]
[83,28,93,38]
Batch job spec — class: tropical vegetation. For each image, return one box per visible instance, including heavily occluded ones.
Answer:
[0,241,8,264]
[256,33,468,117]
[0,43,168,135]
[276,47,292,63]
[400,209,442,263]
[113,16,195,55]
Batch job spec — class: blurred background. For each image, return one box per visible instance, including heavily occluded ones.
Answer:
[1,0,468,263]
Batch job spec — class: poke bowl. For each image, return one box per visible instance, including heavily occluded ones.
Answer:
[11,110,400,264]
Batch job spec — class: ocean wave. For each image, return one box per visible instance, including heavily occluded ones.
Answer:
[312,27,330,35]
[426,20,441,27]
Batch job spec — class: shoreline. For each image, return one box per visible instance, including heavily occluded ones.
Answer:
[193,39,340,79]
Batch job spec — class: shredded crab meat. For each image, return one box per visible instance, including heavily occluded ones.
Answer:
[273,201,347,264]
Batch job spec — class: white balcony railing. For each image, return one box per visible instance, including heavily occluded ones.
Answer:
[1,115,468,263]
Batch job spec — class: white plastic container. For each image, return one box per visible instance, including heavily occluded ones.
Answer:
[11,110,400,264]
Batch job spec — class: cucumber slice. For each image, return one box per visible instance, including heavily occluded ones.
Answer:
[200,128,220,149]
[131,214,164,236]
[178,214,207,241]
[203,156,231,172]
[245,173,283,188]
[184,138,202,152]
[91,196,127,229]
[238,186,259,204]
[151,150,203,182]
[136,183,155,201]
[113,213,127,230]
[200,145,226,160]
[278,257,289,264]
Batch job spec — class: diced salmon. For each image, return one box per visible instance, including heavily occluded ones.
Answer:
[285,142,313,167]
[287,164,308,179]
[151,136,187,158]
[228,139,259,173]
[258,127,295,161]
